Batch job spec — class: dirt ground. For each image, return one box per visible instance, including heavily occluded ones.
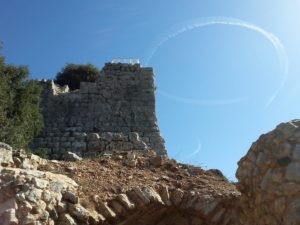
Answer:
[39,152,238,209]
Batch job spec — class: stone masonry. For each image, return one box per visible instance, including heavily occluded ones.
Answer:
[31,63,167,159]
[4,120,300,224]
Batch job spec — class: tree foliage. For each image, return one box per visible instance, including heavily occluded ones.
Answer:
[55,63,101,90]
[0,53,43,149]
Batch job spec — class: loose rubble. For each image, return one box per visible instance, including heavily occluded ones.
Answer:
[2,119,300,224]
[0,144,238,225]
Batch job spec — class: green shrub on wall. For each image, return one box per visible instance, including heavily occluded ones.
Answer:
[34,148,49,159]
[55,63,101,90]
[0,53,43,149]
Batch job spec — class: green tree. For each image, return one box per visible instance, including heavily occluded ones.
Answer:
[0,52,43,149]
[55,63,101,90]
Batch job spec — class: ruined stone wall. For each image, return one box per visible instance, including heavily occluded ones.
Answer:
[236,120,300,225]
[3,120,300,224]
[31,63,166,159]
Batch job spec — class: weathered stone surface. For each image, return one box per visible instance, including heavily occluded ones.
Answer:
[63,191,79,204]
[5,118,300,225]
[171,189,184,206]
[68,204,89,222]
[159,186,171,206]
[116,194,135,210]
[96,201,116,219]
[0,142,13,166]
[0,150,83,225]
[0,142,13,151]
[31,63,167,158]
[59,213,77,225]
[0,208,18,225]
[26,188,43,203]
[32,178,49,189]
[63,152,82,162]
[142,187,164,205]
[149,156,163,167]
[236,120,300,225]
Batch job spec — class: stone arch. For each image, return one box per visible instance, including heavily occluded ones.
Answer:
[92,186,239,225]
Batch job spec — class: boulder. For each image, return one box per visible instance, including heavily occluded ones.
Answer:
[0,142,13,167]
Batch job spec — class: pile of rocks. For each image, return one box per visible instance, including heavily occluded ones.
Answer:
[0,142,97,225]
[3,119,300,224]
[0,142,239,225]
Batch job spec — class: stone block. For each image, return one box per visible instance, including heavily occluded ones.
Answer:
[87,133,100,141]
[0,144,13,167]
[87,141,101,151]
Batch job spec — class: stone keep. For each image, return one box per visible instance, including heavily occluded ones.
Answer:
[31,63,167,159]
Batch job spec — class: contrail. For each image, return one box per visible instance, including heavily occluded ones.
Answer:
[146,17,289,107]
[182,138,202,162]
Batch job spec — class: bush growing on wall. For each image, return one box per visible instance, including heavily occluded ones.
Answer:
[55,63,101,90]
[0,52,43,149]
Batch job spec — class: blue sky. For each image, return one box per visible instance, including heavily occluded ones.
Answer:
[1,0,300,180]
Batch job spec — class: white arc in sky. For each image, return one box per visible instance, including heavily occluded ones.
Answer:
[146,17,289,107]
[184,138,202,160]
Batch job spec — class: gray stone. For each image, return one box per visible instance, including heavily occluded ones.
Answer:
[0,145,13,167]
[96,201,116,219]
[16,192,26,202]
[132,187,151,205]
[0,142,13,151]
[142,187,164,205]
[32,178,49,189]
[68,204,90,222]
[22,170,45,177]
[26,188,43,203]
[285,162,300,182]
[40,210,49,221]
[116,194,135,210]
[63,191,79,204]
[63,152,82,161]
[49,181,65,193]
[87,133,100,141]
[42,190,52,203]
[60,213,77,225]
[293,144,300,160]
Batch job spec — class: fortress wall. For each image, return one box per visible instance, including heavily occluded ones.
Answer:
[32,63,166,159]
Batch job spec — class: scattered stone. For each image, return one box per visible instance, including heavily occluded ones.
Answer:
[26,188,43,203]
[116,194,135,210]
[32,178,49,189]
[0,144,13,167]
[63,152,82,162]
[150,156,163,167]
[63,191,79,204]
[59,213,77,225]
[68,204,90,222]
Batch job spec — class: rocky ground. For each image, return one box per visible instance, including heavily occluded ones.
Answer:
[0,146,239,225]
[2,120,300,225]
[40,152,237,208]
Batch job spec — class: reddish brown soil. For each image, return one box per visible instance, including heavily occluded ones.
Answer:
[40,153,237,209]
